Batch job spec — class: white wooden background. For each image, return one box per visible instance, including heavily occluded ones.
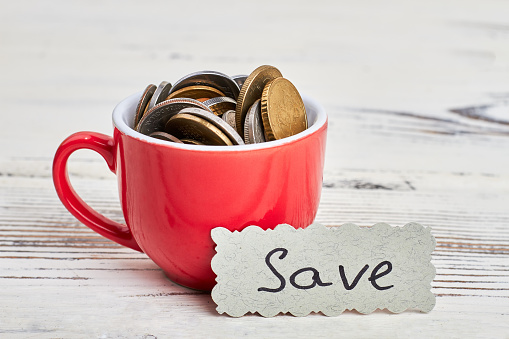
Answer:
[1,0,508,338]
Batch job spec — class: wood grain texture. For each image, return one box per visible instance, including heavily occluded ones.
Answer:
[1,0,508,337]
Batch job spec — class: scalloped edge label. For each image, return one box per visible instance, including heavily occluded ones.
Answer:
[211,223,436,317]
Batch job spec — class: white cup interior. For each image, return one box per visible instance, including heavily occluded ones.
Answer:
[112,92,327,151]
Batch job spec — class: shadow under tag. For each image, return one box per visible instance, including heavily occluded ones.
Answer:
[211,223,436,317]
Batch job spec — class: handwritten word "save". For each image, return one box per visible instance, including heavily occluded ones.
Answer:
[258,248,394,293]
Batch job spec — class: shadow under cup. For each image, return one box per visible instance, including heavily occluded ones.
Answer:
[56,92,327,291]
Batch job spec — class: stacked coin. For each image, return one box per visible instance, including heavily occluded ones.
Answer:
[134,65,308,146]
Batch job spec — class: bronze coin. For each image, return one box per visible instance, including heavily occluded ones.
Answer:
[134,84,156,129]
[149,131,184,143]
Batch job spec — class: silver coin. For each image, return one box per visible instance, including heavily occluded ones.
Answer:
[203,96,236,116]
[168,71,240,100]
[147,81,172,111]
[221,110,237,130]
[137,98,212,135]
[244,99,265,144]
[178,107,245,145]
[231,74,248,89]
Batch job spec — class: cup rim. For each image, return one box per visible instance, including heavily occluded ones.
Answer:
[112,91,327,151]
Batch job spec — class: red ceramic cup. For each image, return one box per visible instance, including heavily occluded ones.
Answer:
[53,92,327,291]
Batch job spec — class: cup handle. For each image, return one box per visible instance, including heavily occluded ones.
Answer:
[52,131,143,252]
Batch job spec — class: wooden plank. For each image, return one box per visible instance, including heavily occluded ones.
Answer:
[1,162,508,304]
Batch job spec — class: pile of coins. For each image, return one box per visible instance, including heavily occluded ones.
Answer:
[133,65,308,146]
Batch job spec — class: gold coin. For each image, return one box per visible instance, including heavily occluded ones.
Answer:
[166,85,225,101]
[164,113,233,146]
[235,65,282,134]
[179,107,244,145]
[181,138,205,145]
[134,84,156,129]
[260,77,307,141]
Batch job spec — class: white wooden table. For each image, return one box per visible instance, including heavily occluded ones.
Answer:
[1,0,508,337]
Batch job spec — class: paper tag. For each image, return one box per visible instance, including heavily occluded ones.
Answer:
[211,223,436,317]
